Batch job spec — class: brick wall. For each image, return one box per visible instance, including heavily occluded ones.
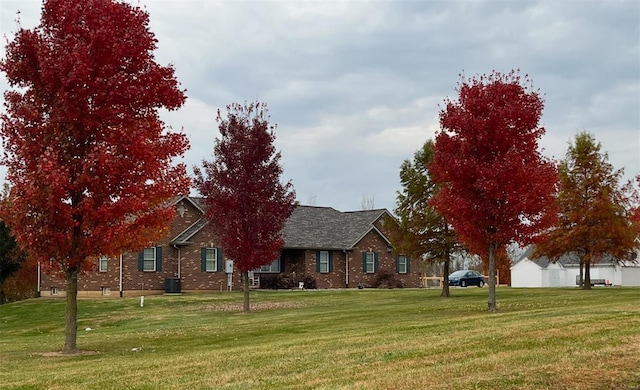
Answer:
[38,201,421,296]
[40,197,244,296]
[305,249,347,289]
[295,229,421,289]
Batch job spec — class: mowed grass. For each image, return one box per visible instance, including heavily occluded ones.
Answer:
[1,288,639,389]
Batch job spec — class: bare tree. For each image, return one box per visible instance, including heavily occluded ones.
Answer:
[361,194,375,210]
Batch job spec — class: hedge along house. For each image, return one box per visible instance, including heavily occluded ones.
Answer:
[38,197,420,297]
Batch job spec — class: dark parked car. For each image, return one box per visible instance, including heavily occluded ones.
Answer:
[448,270,485,287]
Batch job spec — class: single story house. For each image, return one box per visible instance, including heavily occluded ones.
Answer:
[39,196,420,297]
[511,246,640,287]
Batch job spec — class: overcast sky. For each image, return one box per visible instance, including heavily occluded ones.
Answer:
[1,0,639,212]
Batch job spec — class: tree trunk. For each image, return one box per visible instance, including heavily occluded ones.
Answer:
[242,270,250,313]
[583,262,592,290]
[0,280,6,305]
[62,267,78,353]
[487,242,497,312]
[440,252,450,298]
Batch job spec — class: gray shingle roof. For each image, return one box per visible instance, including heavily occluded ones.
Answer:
[282,206,390,249]
[171,218,208,245]
[170,199,393,250]
[519,245,617,268]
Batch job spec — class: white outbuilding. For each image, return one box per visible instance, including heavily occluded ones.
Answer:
[511,246,640,287]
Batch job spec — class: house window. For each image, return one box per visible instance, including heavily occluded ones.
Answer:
[99,256,108,272]
[143,247,156,272]
[364,252,377,273]
[205,248,217,272]
[138,246,162,272]
[201,247,223,272]
[51,287,59,296]
[102,287,111,296]
[318,251,330,273]
[258,258,280,273]
[396,255,408,274]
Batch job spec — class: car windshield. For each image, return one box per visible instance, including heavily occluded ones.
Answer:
[449,270,467,278]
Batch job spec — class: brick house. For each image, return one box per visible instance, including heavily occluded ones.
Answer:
[39,196,420,297]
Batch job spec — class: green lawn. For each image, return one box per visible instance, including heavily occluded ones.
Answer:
[1,287,639,389]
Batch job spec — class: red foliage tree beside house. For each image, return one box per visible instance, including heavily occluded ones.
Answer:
[430,70,558,312]
[194,102,297,313]
[0,0,189,352]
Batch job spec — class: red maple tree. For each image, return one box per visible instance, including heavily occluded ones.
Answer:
[194,102,297,313]
[430,70,558,311]
[0,0,189,352]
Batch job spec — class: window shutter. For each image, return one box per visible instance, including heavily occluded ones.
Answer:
[395,256,400,273]
[316,251,321,273]
[279,256,285,273]
[217,248,223,272]
[374,252,379,273]
[329,251,334,273]
[362,252,366,271]
[406,257,411,273]
[201,248,207,271]
[156,246,162,271]
[138,250,144,271]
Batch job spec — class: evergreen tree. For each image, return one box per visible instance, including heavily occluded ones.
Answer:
[388,140,461,297]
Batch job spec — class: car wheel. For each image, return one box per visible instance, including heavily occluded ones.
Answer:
[478,280,484,288]
[460,280,466,287]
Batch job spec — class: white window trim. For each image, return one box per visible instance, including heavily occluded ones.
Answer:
[319,251,329,273]
[365,252,375,274]
[143,247,156,272]
[205,248,218,272]
[99,256,108,272]
[257,258,280,273]
[397,255,408,274]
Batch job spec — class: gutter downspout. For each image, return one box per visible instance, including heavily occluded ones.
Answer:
[344,249,349,288]
[173,244,181,279]
[119,253,123,297]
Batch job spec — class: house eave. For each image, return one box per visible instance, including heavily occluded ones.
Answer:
[282,246,352,251]
[170,218,207,245]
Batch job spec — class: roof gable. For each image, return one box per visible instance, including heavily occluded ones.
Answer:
[282,206,393,249]
[171,195,205,214]
[341,209,393,248]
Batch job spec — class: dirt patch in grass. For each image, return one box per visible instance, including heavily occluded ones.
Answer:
[198,301,307,312]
